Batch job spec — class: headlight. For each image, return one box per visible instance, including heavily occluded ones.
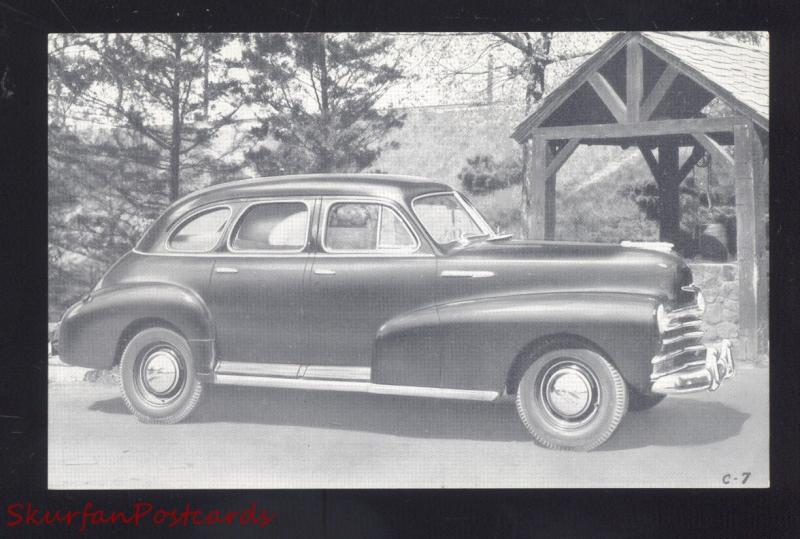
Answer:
[696,291,706,314]
[656,304,670,333]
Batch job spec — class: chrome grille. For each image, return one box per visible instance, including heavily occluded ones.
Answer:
[651,301,705,380]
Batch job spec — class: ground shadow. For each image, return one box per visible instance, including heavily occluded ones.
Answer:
[88,386,750,448]
[598,399,750,451]
[88,386,532,442]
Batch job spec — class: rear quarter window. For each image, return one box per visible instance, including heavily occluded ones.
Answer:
[167,207,231,252]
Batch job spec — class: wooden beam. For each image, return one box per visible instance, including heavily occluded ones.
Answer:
[587,72,627,123]
[693,133,734,168]
[511,32,631,142]
[545,138,581,178]
[640,65,679,121]
[734,122,758,362]
[657,144,681,243]
[638,145,661,182]
[751,134,768,356]
[677,145,706,180]
[639,37,768,131]
[545,143,557,240]
[526,136,548,240]
[535,116,739,141]
[626,41,643,123]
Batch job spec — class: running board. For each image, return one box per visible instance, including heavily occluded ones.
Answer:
[212,373,499,402]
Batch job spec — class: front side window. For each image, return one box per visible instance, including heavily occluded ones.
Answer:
[230,202,309,252]
[324,202,416,253]
[168,207,231,252]
[412,193,492,245]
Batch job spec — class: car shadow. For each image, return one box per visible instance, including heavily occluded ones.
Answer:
[88,386,750,447]
[89,385,531,442]
[597,399,750,451]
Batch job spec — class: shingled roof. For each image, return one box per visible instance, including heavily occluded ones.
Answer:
[512,31,769,141]
[642,32,768,124]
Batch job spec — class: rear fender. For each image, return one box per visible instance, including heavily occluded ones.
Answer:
[58,282,215,374]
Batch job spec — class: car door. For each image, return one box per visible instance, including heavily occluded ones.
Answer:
[304,197,439,371]
[205,198,316,366]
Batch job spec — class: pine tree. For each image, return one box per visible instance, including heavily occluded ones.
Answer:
[50,33,244,202]
[48,33,244,313]
[241,33,405,175]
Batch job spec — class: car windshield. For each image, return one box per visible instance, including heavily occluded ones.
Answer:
[412,192,494,246]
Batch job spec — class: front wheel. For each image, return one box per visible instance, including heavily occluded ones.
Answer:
[118,327,203,424]
[515,348,627,451]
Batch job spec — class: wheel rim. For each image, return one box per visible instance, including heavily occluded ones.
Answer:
[537,359,600,430]
[135,344,186,406]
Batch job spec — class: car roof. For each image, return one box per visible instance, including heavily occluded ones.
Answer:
[173,173,454,208]
[136,174,455,252]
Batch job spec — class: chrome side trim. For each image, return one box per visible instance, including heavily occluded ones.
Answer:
[215,361,301,378]
[215,362,371,382]
[212,374,499,401]
[303,365,371,381]
[440,270,495,279]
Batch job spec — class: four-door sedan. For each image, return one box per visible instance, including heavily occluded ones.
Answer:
[59,174,734,450]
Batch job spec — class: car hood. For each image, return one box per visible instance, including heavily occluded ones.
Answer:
[444,239,691,303]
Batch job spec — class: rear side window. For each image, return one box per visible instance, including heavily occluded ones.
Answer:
[230,202,310,252]
[168,207,231,252]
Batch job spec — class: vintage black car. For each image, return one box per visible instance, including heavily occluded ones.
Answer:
[59,174,734,450]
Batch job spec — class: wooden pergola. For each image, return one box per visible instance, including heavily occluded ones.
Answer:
[511,32,769,360]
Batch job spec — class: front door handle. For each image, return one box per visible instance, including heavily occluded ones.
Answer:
[214,266,239,274]
[313,268,336,276]
[440,270,495,278]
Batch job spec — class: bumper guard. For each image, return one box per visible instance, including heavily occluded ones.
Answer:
[651,339,735,394]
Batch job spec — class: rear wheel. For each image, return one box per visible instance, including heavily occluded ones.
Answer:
[118,327,203,424]
[515,348,627,451]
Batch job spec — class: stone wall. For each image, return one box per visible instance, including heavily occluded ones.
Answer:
[689,262,740,349]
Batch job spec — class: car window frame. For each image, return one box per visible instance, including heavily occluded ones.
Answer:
[226,198,314,255]
[410,191,494,247]
[163,204,234,254]
[319,196,423,256]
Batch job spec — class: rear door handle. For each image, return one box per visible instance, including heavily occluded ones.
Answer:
[214,266,239,274]
[440,270,495,278]
[313,268,336,276]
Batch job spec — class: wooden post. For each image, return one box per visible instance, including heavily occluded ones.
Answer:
[626,40,643,123]
[526,135,548,240]
[545,143,556,240]
[752,131,769,356]
[734,122,758,361]
[656,144,681,244]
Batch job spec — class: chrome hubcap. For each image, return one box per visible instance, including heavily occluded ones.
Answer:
[538,360,600,429]
[137,345,185,406]
[143,349,180,395]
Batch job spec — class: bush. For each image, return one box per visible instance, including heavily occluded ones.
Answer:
[458,154,522,195]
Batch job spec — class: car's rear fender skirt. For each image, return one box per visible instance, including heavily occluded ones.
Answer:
[410,292,661,394]
[58,282,215,373]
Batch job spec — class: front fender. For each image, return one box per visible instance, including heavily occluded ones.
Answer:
[374,291,661,394]
[59,282,215,373]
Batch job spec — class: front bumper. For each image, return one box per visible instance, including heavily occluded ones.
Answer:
[651,339,735,394]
